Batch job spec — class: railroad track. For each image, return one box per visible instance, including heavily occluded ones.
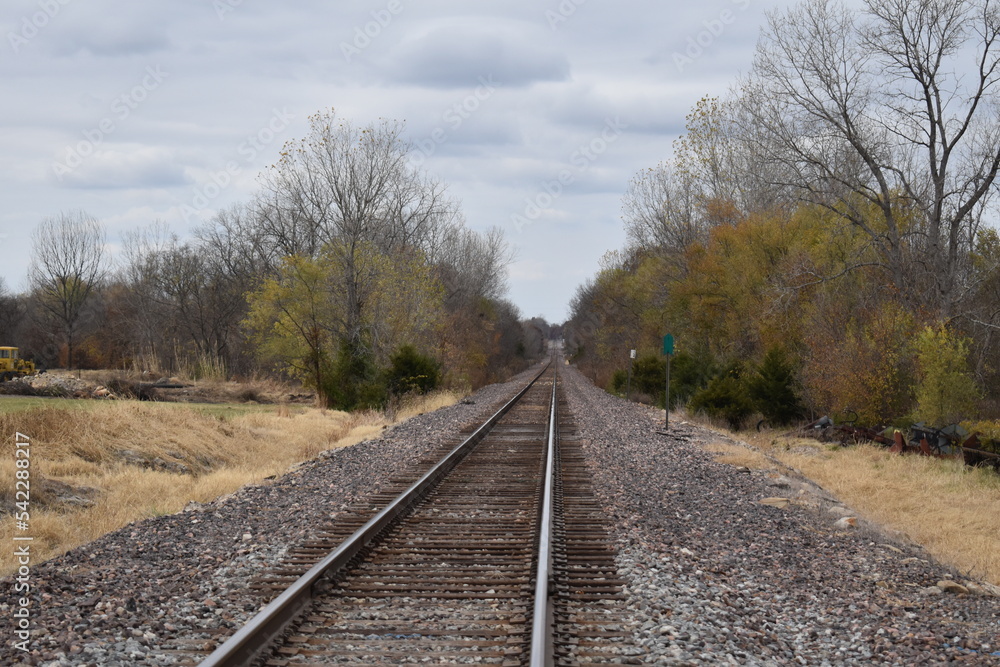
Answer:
[197,363,640,665]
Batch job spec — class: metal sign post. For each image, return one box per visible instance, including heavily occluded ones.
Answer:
[627,349,635,400]
[663,335,674,429]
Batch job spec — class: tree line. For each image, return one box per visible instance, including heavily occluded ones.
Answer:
[4,110,551,408]
[566,0,1000,428]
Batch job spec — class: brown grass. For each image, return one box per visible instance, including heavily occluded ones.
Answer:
[778,444,1000,585]
[702,441,772,469]
[677,409,1000,586]
[0,389,461,576]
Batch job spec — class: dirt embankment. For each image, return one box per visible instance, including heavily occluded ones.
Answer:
[1,370,315,404]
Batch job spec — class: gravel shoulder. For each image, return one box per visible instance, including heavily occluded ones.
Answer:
[560,362,1000,665]
[0,364,545,666]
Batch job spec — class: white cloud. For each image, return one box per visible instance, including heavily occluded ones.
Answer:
[50,145,186,189]
[380,18,571,88]
[0,0,791,321]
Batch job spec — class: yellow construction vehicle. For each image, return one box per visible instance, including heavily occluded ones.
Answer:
[0,347,35,382]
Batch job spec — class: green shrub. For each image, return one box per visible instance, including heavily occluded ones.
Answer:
[610,369,628,395]
[322,340,384,410]
[609,355,667,404]
[385,345,440,396]
[669,351,715,408]
[913,324,980,426]
[611,351,716,408]
[688,364,754,430]
[633,355,666,400]
[747,346,804,426]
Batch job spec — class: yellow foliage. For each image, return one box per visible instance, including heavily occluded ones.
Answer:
[671,207,836,360]
[962,420,1000,440]
[913,324,980,426]
[245,244,444,405]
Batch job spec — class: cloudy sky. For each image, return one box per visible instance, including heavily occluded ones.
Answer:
[1,0,790,322]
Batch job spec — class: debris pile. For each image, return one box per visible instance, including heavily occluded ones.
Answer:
[2,372,90,397]
[800,417,1000,469]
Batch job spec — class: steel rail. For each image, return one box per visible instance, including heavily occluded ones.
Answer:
[199,361,551,667]
[529,371,557,667]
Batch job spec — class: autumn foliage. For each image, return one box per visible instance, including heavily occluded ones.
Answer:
[567,89,993,427]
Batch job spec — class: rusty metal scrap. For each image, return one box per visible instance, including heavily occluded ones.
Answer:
[798,416,1000,469]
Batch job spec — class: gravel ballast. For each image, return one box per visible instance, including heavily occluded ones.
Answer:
[2,360,999,665]
[559,363,1000,665]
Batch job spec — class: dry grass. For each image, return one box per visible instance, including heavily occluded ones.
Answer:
[677,409,1000,586]
[701,441,772,469]
[0,388,462,576]
[396,390,464,422]
[778,444,1000,585]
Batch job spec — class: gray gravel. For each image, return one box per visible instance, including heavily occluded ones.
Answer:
[559,363,1000,665]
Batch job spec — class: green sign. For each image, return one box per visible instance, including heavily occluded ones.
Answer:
[663,334,674,355]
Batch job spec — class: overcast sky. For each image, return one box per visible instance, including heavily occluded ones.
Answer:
[1,0,791,323]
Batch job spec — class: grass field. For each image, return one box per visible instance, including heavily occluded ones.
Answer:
[682,410,1000,587]
[0,396,97,413]
[0,390,462,576]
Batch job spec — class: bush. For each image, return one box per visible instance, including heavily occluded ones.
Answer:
[633,355,666,400]
[610,355,667,404]
[669,351,715,409]
[800,303,914,426]
[688,364,754,430]
[609,369,628,395]
[321,340,385,411]
[386,345,440,396]
[611,351,716,408]
[747,346,804,426]
[913,324,980,426]
[236,387,262,403]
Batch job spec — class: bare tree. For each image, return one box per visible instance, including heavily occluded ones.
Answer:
[741,0,1000,317]
[255,110,455,353]
[254,111,452,258]
[119,222,174,368]
[674,97,795,217]
[120,220,257,375]
[196,203,277,282]
[28,211,106,369]
[621,162,705,255]
[428,220,514,308]
[0,278,25,345]
[623,98,796,259]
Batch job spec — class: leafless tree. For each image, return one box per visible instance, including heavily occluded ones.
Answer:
[119,222,174,367]
[621,162,705,255]
[196,203,276,282]
[254,110,455,351]
[674,97,796,218]
[623,98,796,258]
[254,111,453,259]
[28,211,106,369]
[120,220,255,374]
[0,278,25,345]
[741,0,1000,317]
[428,220,514,307]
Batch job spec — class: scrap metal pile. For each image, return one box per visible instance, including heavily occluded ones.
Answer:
[799,416,1000,470]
